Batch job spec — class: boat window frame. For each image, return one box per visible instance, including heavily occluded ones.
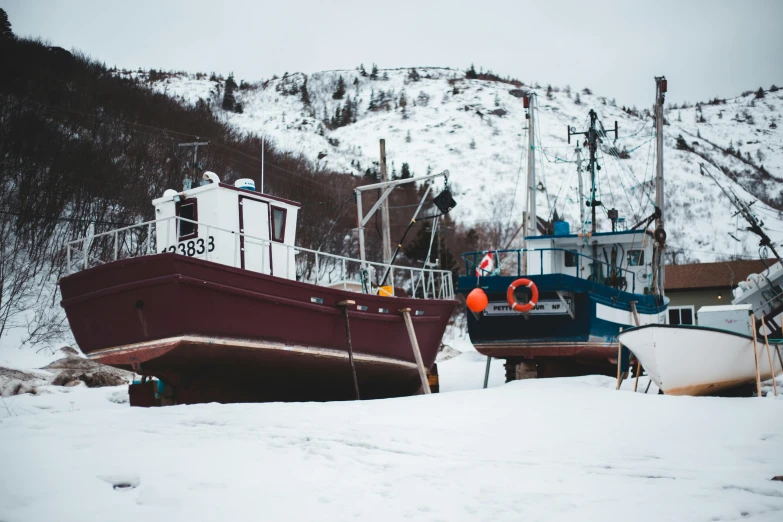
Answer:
[668,305,695,326]
[627,249,645,267]
[270,206,287,243]
[176,198,199,241]
[564,250,579,268]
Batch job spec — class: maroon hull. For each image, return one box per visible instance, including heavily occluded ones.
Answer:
[60,254,456,402]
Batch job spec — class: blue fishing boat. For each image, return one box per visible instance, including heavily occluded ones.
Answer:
[457,77,670,379]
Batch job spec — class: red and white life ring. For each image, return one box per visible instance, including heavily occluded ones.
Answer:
[507,278,539,313]
[475,252,496,277]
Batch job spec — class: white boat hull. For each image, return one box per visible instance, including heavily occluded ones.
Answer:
[618,325,782,396]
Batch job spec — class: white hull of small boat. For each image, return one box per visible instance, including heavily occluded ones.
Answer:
[618,325,782,396]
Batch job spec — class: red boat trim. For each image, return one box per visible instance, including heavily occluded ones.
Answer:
[87,334,420,369]
[62,272,445,323]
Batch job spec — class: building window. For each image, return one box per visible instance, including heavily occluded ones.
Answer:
[176,199,198,240]
[271,207,286,242]
[627,249,645,266]
[564,250,578,267]
[668,305,694,325]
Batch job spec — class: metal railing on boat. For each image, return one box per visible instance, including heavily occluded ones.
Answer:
[65,216,454,300]
[462,247,641,294]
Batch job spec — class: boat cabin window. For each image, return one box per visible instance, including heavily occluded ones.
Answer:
[668,306,694,325]
[564,250,579,267]
[271,207,286,242]
[627,249,645,266]
[176,199,198,240]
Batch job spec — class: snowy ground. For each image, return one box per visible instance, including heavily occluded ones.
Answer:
[2,338,783,522]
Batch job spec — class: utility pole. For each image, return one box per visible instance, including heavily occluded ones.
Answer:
[654,76,667,297]
[261,109,265,193]
[378,139,393,291]
[178,139,210,190]
[575,144,586,230]
[379,139,392,267]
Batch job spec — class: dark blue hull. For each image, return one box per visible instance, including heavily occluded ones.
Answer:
[457,273,667,368]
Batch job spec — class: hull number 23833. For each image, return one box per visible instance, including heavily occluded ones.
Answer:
[161,236,215,257]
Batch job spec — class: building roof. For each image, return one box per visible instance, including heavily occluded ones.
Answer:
[666,259,776,291]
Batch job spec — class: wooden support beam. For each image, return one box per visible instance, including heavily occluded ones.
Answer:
[337,300,360,400]
[629,301,641,327]
[616,327,624,390]
[634,361,642,392]
[751,315,762,398]
[399,308,431,394]
[761,317,778,397]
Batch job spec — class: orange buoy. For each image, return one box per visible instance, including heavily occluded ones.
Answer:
[507,278,539,313]
[466,288,489,313]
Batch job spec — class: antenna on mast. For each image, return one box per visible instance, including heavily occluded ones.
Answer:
[568,110,618,280]
[700,163,782,263]
[178,138,210,190]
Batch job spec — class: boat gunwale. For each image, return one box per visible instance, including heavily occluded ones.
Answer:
[618,322,783,343]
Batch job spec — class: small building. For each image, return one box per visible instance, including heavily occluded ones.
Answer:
[665,259,775,325]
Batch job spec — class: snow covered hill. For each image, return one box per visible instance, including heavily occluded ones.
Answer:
[144,67,783,263]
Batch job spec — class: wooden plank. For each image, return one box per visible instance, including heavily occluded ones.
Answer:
[751,315,762,398]
[634,361,641,392]
[616,327,623,390]
[399,308,431,394]
[761,317,778,397]
[629,301,641,327]
[337,300,360,400]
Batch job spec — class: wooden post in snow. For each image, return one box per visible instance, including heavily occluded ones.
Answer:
[634,362,642,392]
[629,302,642,392]
[616,327,624,390]
[399,308,431,394]
[751,315,762,398]
[337,300,361,400]
[761,317,778,397]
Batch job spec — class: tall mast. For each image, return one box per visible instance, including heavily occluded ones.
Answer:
[587,110,598,235]
[524,93,537,238]
[575,144,586,230]
[654,76,667,296]
[568,109,617,279]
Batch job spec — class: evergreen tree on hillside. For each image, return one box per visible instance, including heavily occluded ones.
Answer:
[301,77,311,106]
[370,63,379,80]
[466,64,478,79]
[755,87,765,99]
[0,8,12,38]
[359,64,367,77]
[222,73,237,111]
[332,76,346,100]
[408,68,420,82]
[401,162,411,179]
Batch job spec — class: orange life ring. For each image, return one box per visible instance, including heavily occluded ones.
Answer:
[507,278,539,313]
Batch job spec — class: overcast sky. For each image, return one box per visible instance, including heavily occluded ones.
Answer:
[4,0,782,107]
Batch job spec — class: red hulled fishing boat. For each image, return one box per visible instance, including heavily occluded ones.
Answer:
[60,171,457,405]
